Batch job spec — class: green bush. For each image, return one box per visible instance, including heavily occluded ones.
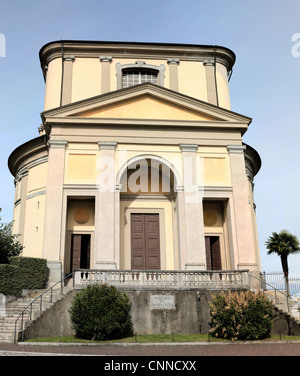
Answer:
[0,256,47,296]
[9,256,47,290]
[69,284,134,341]
[209,290,274,341]
[0,264,23,296]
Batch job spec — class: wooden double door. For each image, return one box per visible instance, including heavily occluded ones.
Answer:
[131,213,161,270]
[71,234,91,271]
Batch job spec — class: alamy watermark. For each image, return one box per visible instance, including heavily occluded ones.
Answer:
[291,33,300,57]
[0,33,6,58]
[96,152,204,203]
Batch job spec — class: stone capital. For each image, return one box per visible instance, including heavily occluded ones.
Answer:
[99,56,112,63]
[179,144,198,153]
[48,140,68,149]
[63,55,75,62]
[167,58,180,65]
[227,145,246,154]
[203,59,215,66]
[98,141,117,150]
[114,184,122,192]
[174,185,184,192]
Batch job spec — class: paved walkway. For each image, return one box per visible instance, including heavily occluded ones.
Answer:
[1,341,300,356]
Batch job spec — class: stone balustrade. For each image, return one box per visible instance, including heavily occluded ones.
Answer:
[73,269,250,291]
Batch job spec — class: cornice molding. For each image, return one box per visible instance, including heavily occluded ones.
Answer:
[8,136,48,177]
[244,143,262,178]
[39,40,236,77]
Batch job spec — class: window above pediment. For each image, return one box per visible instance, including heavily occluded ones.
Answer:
[116,61,165,89]
[122,68,158,88]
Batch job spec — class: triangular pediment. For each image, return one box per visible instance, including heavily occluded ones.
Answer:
[41,83,252,132]
[76,95,220,121]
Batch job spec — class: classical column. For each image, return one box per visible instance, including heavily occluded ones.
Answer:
[203,59,218,106]
[95,141,118,269]
[43,140,68,282]
[227,145,258,272]
[61,55,75,106]
[99,56,112,93]
[179,144,206,270]
[167,58,180,91]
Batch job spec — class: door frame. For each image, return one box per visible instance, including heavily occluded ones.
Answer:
[65,230,94,274]
[123,207,166,270]
[204,232,227,270]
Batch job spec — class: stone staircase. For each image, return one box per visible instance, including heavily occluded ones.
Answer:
[0,285,74,343]
[264,290,300,322]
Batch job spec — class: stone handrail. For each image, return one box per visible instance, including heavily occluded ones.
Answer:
[74,269,250,290]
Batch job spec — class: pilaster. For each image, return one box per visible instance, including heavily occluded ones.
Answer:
[61,55,75,106]
[100,56,112,93]
[203,59,218,106]
[179,144,206,270]
[43,140,68,270]
[95,141,118,269]
[227,145,258,272]
[167,58,180,91]
[17,170,29,244]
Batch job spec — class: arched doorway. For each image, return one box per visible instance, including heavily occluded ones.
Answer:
[118,156,181,271]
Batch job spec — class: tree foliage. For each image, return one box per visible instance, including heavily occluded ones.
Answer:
[0,209,23,264]
[265,230,300,295]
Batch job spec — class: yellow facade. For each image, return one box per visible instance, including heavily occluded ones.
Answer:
[8,41,262,283]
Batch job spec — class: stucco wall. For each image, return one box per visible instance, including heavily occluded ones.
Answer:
[43,54,231,111]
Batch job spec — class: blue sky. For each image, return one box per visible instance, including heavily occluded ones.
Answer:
[1,0,300,275]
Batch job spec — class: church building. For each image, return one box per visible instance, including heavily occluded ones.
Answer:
[8,40,262,283]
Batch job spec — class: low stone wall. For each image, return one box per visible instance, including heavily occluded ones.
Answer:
[22,287,300,341]
[23,291,76,340]
[125,289,213,335]
[23,288,221,340]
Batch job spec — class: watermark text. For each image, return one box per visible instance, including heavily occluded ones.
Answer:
[291,33,300,57]
[0,33,6,58]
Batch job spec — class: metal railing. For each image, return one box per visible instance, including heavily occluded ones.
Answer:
[262,272,300,296]
[248,273,298,313]
[13,273,73,344]
[73,269,250,290]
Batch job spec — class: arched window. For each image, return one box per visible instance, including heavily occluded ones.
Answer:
[116,61,165,89]
[122,68,158,88]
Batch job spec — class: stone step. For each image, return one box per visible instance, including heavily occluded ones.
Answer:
[0,334,14,343]
[0,286,74,343]
[264,290,300,323]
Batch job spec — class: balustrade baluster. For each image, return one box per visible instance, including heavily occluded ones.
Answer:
[72,270,250,290]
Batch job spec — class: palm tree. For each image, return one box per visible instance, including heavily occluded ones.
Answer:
[265,230,300,296]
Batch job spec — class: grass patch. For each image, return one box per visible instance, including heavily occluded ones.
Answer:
[24,334,224,344]
[24,333,300,344]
